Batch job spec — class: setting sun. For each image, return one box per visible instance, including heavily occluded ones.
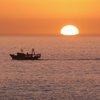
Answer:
[60,25,79,36]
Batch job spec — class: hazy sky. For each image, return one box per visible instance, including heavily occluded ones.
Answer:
[0,0,100,36]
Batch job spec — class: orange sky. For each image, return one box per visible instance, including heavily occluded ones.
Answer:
[0,0,100,36]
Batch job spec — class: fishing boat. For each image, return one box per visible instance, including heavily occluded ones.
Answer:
[10,48,41,60]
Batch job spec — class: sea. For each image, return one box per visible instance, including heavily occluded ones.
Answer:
[0,36,100,100]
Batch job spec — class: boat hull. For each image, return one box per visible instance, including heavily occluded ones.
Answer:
[10,54,41,60]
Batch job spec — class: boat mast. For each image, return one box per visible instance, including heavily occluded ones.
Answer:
[32,48,35,55]
[20,49,23,53]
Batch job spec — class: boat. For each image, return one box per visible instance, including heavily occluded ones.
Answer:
[10,49,41,60]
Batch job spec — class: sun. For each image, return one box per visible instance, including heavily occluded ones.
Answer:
[60,25,79,36]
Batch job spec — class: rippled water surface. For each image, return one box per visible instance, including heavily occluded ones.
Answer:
[0,36,100,100]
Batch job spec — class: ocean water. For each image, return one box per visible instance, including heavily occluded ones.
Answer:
[0,36,100,100]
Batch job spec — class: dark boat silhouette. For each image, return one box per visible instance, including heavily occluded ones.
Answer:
[10,49,41,60]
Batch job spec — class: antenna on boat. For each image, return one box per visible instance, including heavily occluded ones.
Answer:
[32,48,35,55]
[20,49,23,53]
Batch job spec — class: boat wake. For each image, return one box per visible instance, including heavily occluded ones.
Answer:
[40,58,100,61]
